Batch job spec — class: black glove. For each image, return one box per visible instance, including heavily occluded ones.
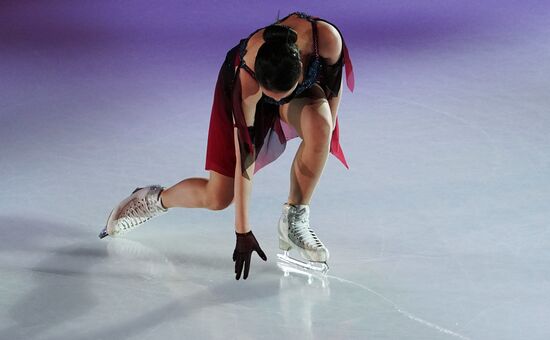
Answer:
[233,230,267,280]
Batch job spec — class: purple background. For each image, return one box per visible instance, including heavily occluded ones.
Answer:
[1,1,550,339]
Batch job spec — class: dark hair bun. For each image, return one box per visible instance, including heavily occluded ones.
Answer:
[263,24,298,45]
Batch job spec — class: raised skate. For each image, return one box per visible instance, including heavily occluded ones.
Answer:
[98,185,168,239]
[277,203,330,274]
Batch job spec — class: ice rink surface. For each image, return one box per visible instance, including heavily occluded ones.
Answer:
[1,1,549,339]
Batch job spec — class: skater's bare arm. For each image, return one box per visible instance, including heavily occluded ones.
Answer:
[234,126,254,233]
[234,76,261,234]
[318,21,344,127]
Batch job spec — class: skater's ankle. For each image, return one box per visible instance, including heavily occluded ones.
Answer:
[287,201,309,207]
[159,190,168,209]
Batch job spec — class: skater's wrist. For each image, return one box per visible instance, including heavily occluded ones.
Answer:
[235,230,252,237]
[235,225,251,234]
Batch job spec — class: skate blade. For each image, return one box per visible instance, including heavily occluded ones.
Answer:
[277,251,329,274]
[276,261,330,287]
[98,227,109,239]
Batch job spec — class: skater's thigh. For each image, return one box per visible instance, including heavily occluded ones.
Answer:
[279,83,333,141]
[207,170,234,207]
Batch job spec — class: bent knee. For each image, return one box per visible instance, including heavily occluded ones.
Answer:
[206,171,234,210]
[301,103,333,146]
[206,194,233,210]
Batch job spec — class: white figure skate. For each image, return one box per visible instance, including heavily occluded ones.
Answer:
[277,203,330,274]
[98,185,168,239]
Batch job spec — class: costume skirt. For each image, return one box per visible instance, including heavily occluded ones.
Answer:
[204,19,355,179]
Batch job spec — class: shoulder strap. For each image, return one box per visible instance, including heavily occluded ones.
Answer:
[241,62,256,79]
[238,35,258,79]
[294,12,320,58]
[310,19,319,58]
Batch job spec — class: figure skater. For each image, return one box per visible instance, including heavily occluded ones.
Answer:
[98,11,355,280]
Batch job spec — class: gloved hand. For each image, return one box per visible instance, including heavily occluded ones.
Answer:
[233,230,267,280]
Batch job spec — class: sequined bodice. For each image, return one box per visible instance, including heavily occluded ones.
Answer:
[238,11,321,106]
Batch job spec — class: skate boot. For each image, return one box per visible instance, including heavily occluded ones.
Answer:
[98,185,168,239]
[277,203,330,273]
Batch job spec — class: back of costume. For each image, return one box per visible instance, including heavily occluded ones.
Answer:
[204,11,355,180]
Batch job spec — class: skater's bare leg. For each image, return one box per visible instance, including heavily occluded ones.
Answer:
[160,170,234,210]
[280,85,333,206]
[288,137,330,205]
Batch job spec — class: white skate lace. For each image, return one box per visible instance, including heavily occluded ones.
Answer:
[119,192,164,231]
[289,209,324,249]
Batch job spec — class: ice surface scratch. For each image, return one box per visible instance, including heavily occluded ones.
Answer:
[328,275,471,340]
